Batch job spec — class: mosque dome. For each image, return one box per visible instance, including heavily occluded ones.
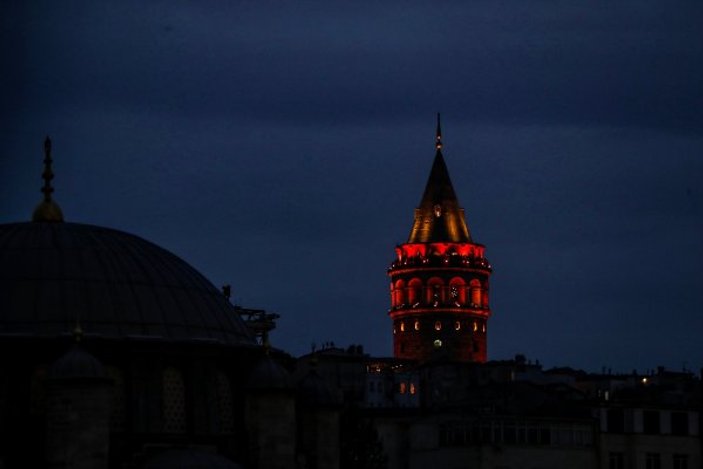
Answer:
[0,221,255,345]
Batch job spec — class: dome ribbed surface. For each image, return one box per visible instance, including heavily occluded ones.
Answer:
[0,222,255,345]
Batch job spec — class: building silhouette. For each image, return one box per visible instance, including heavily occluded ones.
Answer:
[0,138,339,469]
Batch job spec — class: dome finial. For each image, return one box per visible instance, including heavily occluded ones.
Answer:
[42,136,54,201]
[32,136,64,222]
[73,320,84,343]
[435,113,442,151]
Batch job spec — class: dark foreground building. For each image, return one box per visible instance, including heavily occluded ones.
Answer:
[0,138,340,469]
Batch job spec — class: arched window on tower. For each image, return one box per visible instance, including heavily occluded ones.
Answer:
[162,367,186,434]
[470,279,482,307]
[449,277,467,305]
[427,277,444,305]
[408,278,422,306]
[394,279,406,307]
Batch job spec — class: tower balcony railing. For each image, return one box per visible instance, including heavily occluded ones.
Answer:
[388,254,491,271]
[389,301,490,312]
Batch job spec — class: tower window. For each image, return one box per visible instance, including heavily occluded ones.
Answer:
[449,277,467,304]
[400,322,405,332]
[427,277,444,304]
[454,321,461,331]
[433,339,443,348]
[399,382,407,394]
[482,323,486,333]
[408,278,422,304]
[470,279,482,306]
[414,320,420,331]
[393,279,406,307]
[434,321,442,331]
[473,321,478,332]
[410,383,416,395]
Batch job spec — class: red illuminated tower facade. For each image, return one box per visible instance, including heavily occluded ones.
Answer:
[388,117,492,363]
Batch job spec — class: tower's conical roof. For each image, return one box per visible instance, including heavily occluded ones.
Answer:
[407,116,471,243]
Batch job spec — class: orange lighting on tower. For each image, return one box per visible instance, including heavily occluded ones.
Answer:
[387,115,492,363]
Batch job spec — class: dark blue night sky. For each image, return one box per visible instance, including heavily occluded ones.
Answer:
[2,1,702,372]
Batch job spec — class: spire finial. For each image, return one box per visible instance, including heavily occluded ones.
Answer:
[435,113,442,150]
[32,136,64,222]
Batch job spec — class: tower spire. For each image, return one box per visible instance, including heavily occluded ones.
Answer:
[32,136,64,222]
[407,117,471,243]
[388,116,492,364]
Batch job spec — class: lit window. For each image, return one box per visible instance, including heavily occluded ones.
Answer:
[482,323,486,333]
[434,321,442,331]
[473,321,478,332]
[410,383,416,395]
[400,322,405,332]
[414,320,420,331]
[454,321,461,331]
[393,327,396,335]
[399,382,407,394]
[433,339,442,348]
